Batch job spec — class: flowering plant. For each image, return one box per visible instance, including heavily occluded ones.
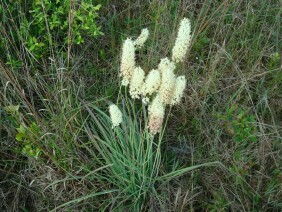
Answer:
[114,18,191,134]
[83,17,217,210]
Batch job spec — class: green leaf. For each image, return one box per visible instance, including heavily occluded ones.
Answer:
[51,190,118,211]
[237,112,244,119]
[4,105,19,113]
[16,133,25,141]
[29,45,35,51]
[93,4,101,10]
[17,125,26,134]
[156,161,221,181]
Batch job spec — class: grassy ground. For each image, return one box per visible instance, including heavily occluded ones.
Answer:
[0,0,281,211]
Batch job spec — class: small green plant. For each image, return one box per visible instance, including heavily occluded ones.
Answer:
[207,192,230,212]
[219,105,257,142]
[4,105,41,158]
[5,56,23,69]
[268,52,280,70]
[15,122,41,158]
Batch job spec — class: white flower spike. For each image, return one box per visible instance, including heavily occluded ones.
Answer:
[120,38,136,86]
[158,57,175,74]
[109,104,123,128]
[148,95,165,134]
[158,58,176,104]
[142,69,161,97]
[134,28,149,48]
[129,66,145,99]
[171,76,187,105]
[172,18,192,63]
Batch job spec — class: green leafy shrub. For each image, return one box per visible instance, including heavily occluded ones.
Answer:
[4,105,41,158]
[15,122,41,158]
[1,0,102,59]
[219,105,258,142]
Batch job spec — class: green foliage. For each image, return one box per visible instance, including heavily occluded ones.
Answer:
[15,122,41,158]
[84,99,162,209]
[1,0,102,59]
[219,105,257,142]
[207,192,230,212]
[268,52,280,70]
[82,97,218,210]
[265,169,282,207]
[192,30,210,60]
[223,3,235,25]
[30,0,102,45]
[265,52,282,94]
[5,57,23,69]
[4,105,41,158]
[3,105,21,128]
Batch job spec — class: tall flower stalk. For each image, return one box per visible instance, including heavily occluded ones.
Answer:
[118,17,192,134]
[172,18,192,63]
[120,38,136,86]
[83,16,219,210]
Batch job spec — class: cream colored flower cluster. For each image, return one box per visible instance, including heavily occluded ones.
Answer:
[134,28,149,49]
[117,18,192,134]
[129,67,145,99]
[120,38,135,86]
[109,104,123,128]
[148,95,165,135]
[172,18,192,63]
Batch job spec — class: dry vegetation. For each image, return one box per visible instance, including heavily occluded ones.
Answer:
[0,0,281,211]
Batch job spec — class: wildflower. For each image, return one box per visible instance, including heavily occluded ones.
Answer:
[158,59,176,104]
[172,18,192,63]
[148,95,165,134]
[158,57,176,74]
[109,104,123,128]
[120,38,136,86]
[142,69,161,97]
[134,28,149,48]
[129,66,145,99]
[171,76,187,105]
